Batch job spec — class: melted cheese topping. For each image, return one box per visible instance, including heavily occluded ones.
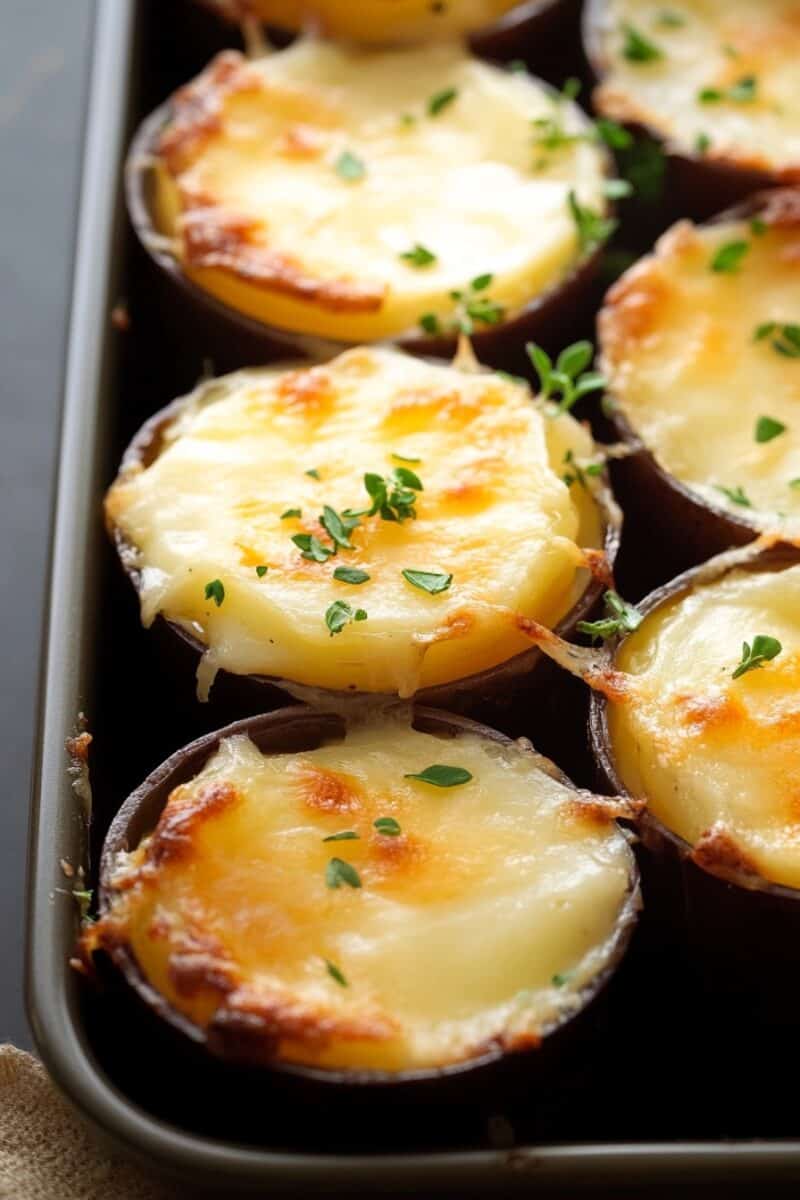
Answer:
[609,562,800,890]
[599,213,800,534]
[96,717,635,1071]
[216,0,523,42]
[593,0,800,177]
[152,40,608,341]
[106,347,605,698]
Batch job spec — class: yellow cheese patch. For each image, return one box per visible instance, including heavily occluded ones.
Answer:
[98,716,636,1071]
[600,213,800,533]
[594,0,800,177]
[609,562,800,889]
[153,39,609,341]
[106,346,606,698]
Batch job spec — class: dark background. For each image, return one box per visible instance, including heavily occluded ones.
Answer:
[0,0,94,1048]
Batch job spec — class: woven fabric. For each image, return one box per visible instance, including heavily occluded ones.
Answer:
[0,1046,178,1200]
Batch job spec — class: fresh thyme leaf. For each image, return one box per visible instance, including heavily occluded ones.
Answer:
[325,857,362,889]
[595,118,634,150]
[419,312,440,335]
[567,190,617,254]
[334,150,366,181]
[428,86,458,116]
[552,971,571,987]
[255,565,268,578]
[405,764,473,787]
[527,339,605,414]
[362,468,423,522]
[320,504,357,550]
[762,324,800,358]
[401,568,452,594]
[621,23,663,62]
[617,134,665,202]
[293,533,335,562]
[755,416,787,443]
[306,468,321,479]
[729,75,757,101]
[391,453,421,464]
[323,830,359,842]
[577,590,642,641]
[695,132,711,154]
[325,599,367,635]
[281,508,302,519]
[204,579,225,607]
[400,243,437,268]
[732,635,782,680]
[374,817,402,837]
[710,240,749,272]
[715,484,752,507]
[325,959,348,986]
[333,566,370,584]
[562,448,603,488]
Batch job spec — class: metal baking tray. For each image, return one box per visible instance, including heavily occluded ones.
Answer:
[26,0,800,1190]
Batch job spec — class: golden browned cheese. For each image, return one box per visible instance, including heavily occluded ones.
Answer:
[599,196,800,534]
[609,561,800,889]
[593,0,800,178]
[86,715,636,1071]
[205,0,524,41]
[151,39,609,341]
[105,346,607,698]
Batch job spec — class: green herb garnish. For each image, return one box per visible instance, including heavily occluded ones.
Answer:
[419,273,505,336]
[326,857,362,889]
[400,243,437,268]
[695,132,711,154]
[552,971,571,987]
[358,468,423,522]
[732,635,782,680]
[325,959,348,986]
[405,764,473,787]
[204,579,225,607]
[306,468,321,479]
[656,8,684,26]
[325,600,367,635]
[428,86,458,116]
[756,323,800,358]
[334,150,366,182]
[710,240,749,272]
[255,565,268,578]
[715,484,752,507]
[391,453,421,464]
[577,590,642,641]
[751,217,767,236]
[755,416,787,444]
[281,508,302,519]
[595,118,634,150]
[401,568,452,594]
[73,889,93,922]
[617,134,665,202]
[701,75,757,104]
[374,817,402,837]
[621,23,663,62]
[527,339,606,415]
[293,533,334,562]
[323,830,360,843]
[567,191,617,254]
[320,504,358,551]
[333,566,370,584]
[562,448,604,488]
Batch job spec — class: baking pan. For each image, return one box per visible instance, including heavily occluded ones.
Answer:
[26,0,800,1191]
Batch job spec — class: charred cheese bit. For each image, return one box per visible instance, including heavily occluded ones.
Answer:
[91,718,636,1072]
[106,346,605,697]
[600,203,800,535]
[205,0,523,42]
[594,0,800,178]
[608,563,800,890]
[152,40,609,341]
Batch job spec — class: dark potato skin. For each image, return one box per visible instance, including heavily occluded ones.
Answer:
[90,705,639,1096]
[589,543,800,1025]
[108,383,621,732]
[125,96,610,378]
[582,0,780,229]
[598,192,793,597]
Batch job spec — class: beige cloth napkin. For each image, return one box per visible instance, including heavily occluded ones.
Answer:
[0,1046,180,1200]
